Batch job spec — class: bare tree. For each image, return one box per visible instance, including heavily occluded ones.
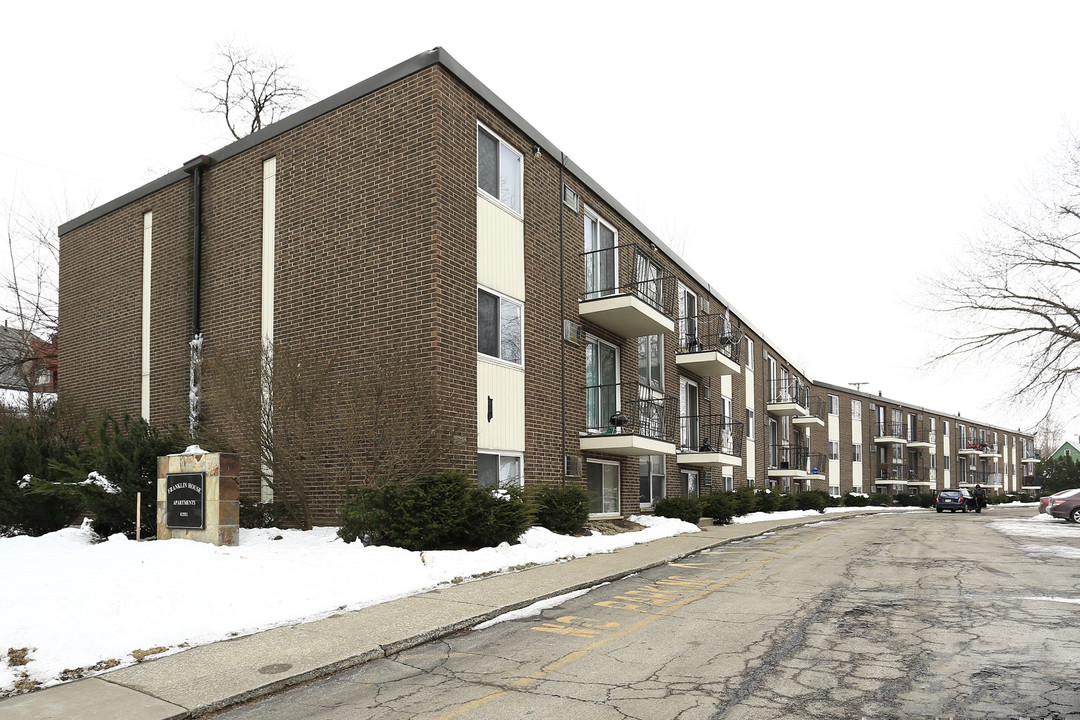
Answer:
[194,43,308,140]
[931,130,1080,422]
[1033,414,1065,457]
[0,202,60,417]
[200,340,449,529]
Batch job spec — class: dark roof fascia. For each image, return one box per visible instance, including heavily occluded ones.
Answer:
[812,379,1030,437]
[60,49,448,236]
[58,46,801,371]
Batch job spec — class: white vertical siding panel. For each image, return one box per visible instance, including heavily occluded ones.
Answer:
[476,196,524,300]
[477,361,525,451]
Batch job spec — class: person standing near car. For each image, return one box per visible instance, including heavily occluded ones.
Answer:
[973,484,987,513]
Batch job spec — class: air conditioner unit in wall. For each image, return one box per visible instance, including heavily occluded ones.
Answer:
[563,320,582,346]
[564,455,582,477]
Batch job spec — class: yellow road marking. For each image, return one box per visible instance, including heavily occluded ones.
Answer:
[429,530,834,719]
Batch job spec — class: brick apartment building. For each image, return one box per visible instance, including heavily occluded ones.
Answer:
[57,48,1036,524]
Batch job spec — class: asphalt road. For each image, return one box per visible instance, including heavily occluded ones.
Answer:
[213,508,1080,719]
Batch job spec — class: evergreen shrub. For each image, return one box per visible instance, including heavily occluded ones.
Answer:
[702,492,735,525]
[338,472,533,550]
[795,490,829,513]
[529,484,589,535]
[0,408,81,536]
[733,488,758,516]
[239,499,292,529]
[842,492,870,507]
[868,493,893,506]
[776,493,797,511]
[653,496,703,524]
[757,489,778,513]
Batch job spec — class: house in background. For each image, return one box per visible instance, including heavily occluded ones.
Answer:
[1049,441,1080,461]
[56,48,1036,523]
[0,325,56,409]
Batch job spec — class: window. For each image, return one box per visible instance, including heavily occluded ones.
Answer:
[638,335,664,391]
[584,209,618,299]
[476,124,522,213]
[477,287,522,364]
[747,476,756,488]
[746,408,755,440]
[930,453,937,470]
[829,441,839,460]
[745,338,754,370]
[852,443,863,462]
[640,454,665,507]
[562,182,579,212]
[478,452,522,489]
[828,394,839,415]
[587,460,620,514]
[680,470,699,498]
[944,420,950,436]
[944,456,950,470]
[680,377,699,451]
[852,400,862,421]
[678,283,698,351]
[585,336,619,432]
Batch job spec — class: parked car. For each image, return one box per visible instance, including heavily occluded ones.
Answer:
[935,488,974,513]
[1047,488,1080,523]
[1040,489,1076,513]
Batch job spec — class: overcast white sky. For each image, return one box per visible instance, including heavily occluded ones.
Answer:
[4,1,1079,436]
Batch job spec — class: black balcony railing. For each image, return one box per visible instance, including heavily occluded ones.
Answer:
[677,313,743,362]
[767,378,809,407]
[907,428,937,445]
[805,397,828,423]
[874,422,905,439]
[768,444,809,470]
[874,464,908,482]
[806,452,828,474]
[582,244,676,317]
[584,383,678,443]
[679,415,744,456]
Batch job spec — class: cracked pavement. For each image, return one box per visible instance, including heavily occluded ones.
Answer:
[212,510,1080,719]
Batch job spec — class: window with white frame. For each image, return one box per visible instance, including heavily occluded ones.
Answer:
[828,394,839,415]
[584,208,618,299]
[745,338,754,370]
[828,441,839,460]
[852,443,863,462]
[585,335,619,433]
[746,408,755,440]
[852,399,862,421]
[477,287,522,365]
[680,377,700,451]
[930,453,937,470]
[477,452,522,489]
[476,124,522,214]
[639,454,665,507]
[639,334,664,391]
[677,283,698,351]
[587,460,620,514]
[944,455,950,470]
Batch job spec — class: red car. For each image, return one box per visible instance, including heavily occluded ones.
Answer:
[1040,489,1077,514]
[1047,488,1080,523]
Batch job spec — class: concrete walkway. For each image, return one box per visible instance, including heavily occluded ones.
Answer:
[0,511,901,719]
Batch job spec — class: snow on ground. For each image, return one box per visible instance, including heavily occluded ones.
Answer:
[0,515,699,695]
[1,503,1067,696]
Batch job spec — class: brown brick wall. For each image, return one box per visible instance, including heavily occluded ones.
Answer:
[59,57,1035,526]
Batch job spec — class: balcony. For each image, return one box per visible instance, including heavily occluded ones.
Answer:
[958,442,982,457]
[806,452,828,478]
[579,245,676,338]
[907,429,936,449]
[580,384,678,456]
[869,466,909,486]
[978,443,1001,459]
[675,314,742,377]
[767,444,809,478]
[874,422,907,445]
[905,468,935,487]
[1021,452,1040,465]
[793,396,826,428]
[766,378,809,417]
[959,471,1002,488]
[677,415,743,468]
